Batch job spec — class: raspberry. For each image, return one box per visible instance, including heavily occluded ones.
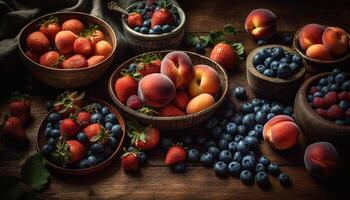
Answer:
[126,95,142,110]
[309,86,319,95]
[327,105,345,120]
[312,97,328,109]
[324,91,339,107]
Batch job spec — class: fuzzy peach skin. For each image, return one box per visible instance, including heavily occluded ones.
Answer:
[171,90,191,111]
[322,27,349,56]
[263,115,300,150]
[306,44,333,60]
[161,51,194,89]
[304,142,339,178]
[138,73,176,108]
[299,24,326,51]
[188,65,220,98]
[186,93,215,114]
[244,8,277,39]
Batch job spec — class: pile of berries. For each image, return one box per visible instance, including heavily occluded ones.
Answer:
[308,69,350,125]
[126,0,180,35]
[252,47,303,79]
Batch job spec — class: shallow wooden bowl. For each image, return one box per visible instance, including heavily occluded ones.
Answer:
[36,98,125,176]
[246,44,306,100]
[293,28,350,72]
[18,12,117,89]
[294,72,350,152]
[108,50,229,130]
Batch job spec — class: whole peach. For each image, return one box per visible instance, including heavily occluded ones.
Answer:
[186,93,215,114]
[322,27,349,56]
[263,115,300,150]
[245,8,277,39]
[188,65,220,98]
[299,24,326,51]
[306,44,333,60]
[138,73,176,108]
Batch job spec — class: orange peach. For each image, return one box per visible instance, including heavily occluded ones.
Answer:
[299,24,326,51]
[188,65,220,98]
[138,73,176,108]
[171,90,191,111]
[158,104,185,117]
[306,44,333,60]
[186,93,215,114]
[322,27,349,56]
[244,8,277,39]
[161,51,194,89]
[263,115,300,150]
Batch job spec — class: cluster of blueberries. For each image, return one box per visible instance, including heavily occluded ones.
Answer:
[41,103,122,168]
[253,47,303,79]
[129,2,180,35]
[160,95,293,187]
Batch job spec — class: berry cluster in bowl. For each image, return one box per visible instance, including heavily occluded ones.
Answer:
[252,47,303,79]
[308,69,350,125]
[125,0,181,35]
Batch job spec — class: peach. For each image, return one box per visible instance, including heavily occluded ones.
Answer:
[188,65,220,98]
[299,24,326,51]
[322,27,349,56]
[304,142,339,178]
[161,51,194,89]
[171,90,191,111]
[244,8,277,39]
[138,73,176,108]
[158,104,185,117]
[263,115,300,150]
[306,44,333,60]
[186,93,215,114]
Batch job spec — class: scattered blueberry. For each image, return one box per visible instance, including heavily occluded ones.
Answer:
[257,39,267,46]
[267,163,280,176]
[187,149,200,162]
[259,156,270,167]
[278,173,291,186]
[241,155,256,171]
[213,161,228,177]
[200,152,214,167]
[240,170,254,185]
[255,163,265,173]
[172,162,187,173]
[195,43,205,54]
[139,151,148,166]
[42,144,54,155]
[255,171,269,188]
[234,87,247,100]
[208,146,220,158]
[219,150,232,163]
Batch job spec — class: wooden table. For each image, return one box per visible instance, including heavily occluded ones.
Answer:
[1,0,350,199]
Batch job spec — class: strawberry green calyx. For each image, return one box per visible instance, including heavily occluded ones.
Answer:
[126,120,150,145]
[53,55,65,68]
[52,137,70,167]
[120,69,141,80]
[135,53,161,65]
[54,91,85,114]
[137,106,158,116]
[159,0,173,11]
[90,125,110,143]
[38,16,60,27]
[10,91,31,102]
[80,23,100,37]
[121,150,139,158]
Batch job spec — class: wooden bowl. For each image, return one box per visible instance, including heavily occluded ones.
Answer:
[294,72,350,152]
[293,27,350,72]
[121,2,185,53]
[18,12,117,89]
[108,51,229,130]
[36,98,125,176]
[246,44,306,100]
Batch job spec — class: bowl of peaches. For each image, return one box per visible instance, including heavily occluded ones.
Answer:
[18,12,117,88]
[293,23,350,71]
[108,50,229,130]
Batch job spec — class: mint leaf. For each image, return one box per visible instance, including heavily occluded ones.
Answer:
[223,24,236,35]
[21,153,50,190]
[184,32,200,46]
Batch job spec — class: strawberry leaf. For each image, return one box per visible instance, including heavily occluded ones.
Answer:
[184,32,200,46]
[209,31,225,44]
[223,24,236,35]
[20,153,50,190]
[231,42,245,56]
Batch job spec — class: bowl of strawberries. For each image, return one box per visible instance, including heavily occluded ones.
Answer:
[108,50,229,130]
[18,12,117,89]
[120,0,185,53]
[36,91,125,175]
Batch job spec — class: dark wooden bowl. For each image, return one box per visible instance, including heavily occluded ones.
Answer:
[246,44,306,100]
[36,98,125,176]
[294,72,350,152]
[108,51,229,130]
[293,27,350,72]
[18,12,117,89]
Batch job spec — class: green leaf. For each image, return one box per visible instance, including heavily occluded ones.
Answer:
[223,24,236,35]
[21,153,50,191]
[209,31,225,45]
[184,32,200,46]
[231,43,245,56]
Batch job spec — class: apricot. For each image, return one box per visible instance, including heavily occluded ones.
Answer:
[171,90,191,111]
[188,65,221,98]
[322,27,349,56]
[186,93,215,114]
[263,115,300,150]
[299,24,326,51]
[244,8,277,39]
[138,73,176,108]
[306,44,333,60]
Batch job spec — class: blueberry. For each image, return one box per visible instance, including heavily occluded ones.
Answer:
[253,106,261,113]
[42,144,54,155]
[91,103,102,113]
[224,123,236,135]
[255,171,269,187]
[257,49,270,59]
[87,150,93,157]
[47,137,56,146]
[233,87,247,100]
[108,136,118,148]
[278,173,291,186]
[194,43,205,54]
[228,142,238,153]
[204,139,216,148]
[101,107,110,116]
[220,133,233,142]
[256,65,266,73]
[255,163,266,173]
[283,106,293,116]
[142,20,151,28]
[321,86,330,94]
[91,143,104,154]
[263,69,274,77]
[200,152,214,167]
[327,75,335,84]
[277,63,292,79]
[111,125,121,137]
[139,151,148,166]
[332,68,342,74]
[44,127,52,138]
[289,62,299,73]
[153,25,162,34]
[270,60,279,68]
[257,39,267,46]
[54,120,62,129]
[78,159,89,168]
[231,114,243,125]
[280,57,291,64]
[292,55,302,64]
[90,113,104,123]
[103,146,113,159]
[187,149,200,162]
[95,154,104,163]
[206,117,218,129]
[342,80,350,91]
[267,163,280,176]
[208,146,220,158]
[261,104,271,113]
[329,83,340,91]
[313,92,323,98]
[233,151,243,162]
[127,146,137,152]
[87,155,97,166]
[242,113,255,128]
[134,27,141,32]
[283,35,293,44]
[77,132,88,143]
[46,100,55,111]
[149,29,155,34]
[213,161,228,177]
[254,124,263,134]
[181,135,193,145]
[258,156,270,167]
[240,170,254,185]
[307,94,313,101]
[234,134,244,142]
[240,103,253,114]
[272,47,284,59]
[105,113,116,124]
[162,25,171,33]
[219,150,232,163]
[228,161,242,176]
[211,126,222,138]
[140,27,149,34]
[335,73,346,84]
[255,111,267,124]
[105,122,113,130]
[339,100,350,111]
[50,129,60,138]
[248,130,259,139]
[241,155,256,171]
[245,136,259,150]
[237,141,249,154]
[160,137,173,149]
[47,113,60,123]
[264,57,273,67]
[267,113,275,120]
[172,162,187,173]
[253,53,265,66]
[270,104,284,114]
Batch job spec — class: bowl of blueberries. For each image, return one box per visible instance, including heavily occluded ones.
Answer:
[246,45,306,100]
[121,0,185,53]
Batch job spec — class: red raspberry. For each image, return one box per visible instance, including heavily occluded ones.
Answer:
[338,91,349,101]
[126,95,142,110]
[309,86,319,95]
[324,91,339,107]
[327,105,345,120]
[315,108,327,118]
[312,97,328,109]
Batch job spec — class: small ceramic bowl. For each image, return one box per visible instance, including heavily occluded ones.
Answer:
[121,2,185,53]
[246,44,306,100]
[36,98,125,176]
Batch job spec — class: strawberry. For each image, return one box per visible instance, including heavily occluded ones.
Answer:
[83,123,109,143]
[312,97,328,109]
[151,0,174,28]
[210,43,238,70]
[62,54,88,69]
[26,31,49,52]
[165,144,186,165]
[315,108,327,118]
[38,16,61,42]
[324,91,339,106]
[126,95,143,110]
[73,37,93,56]
[121,151,139,171]
[80,24,105,46]
[76,111,91,127]
[327,105,345,119]
[338,91,349,101]
[127,120,160,150]
[54,91,85,117]
[55,30,78,54]
[87,55,105,67]
[127,12,143,29]
[52,137,86,165]
[95,40,113,57]
[0,115,28,143]
[25,50,41,62]
[8,92,31,125]
[62,19,85,35]
[60,118,80,137]
[309,86,319,95]
[114,75,138,104]
[135,54,161,77]
[158,104,185,117]
[39,51,64,68]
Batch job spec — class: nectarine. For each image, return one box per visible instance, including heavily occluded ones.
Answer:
[306,44,332,60]
[299,24,325,51]
[245,8,277,39]
[322,27,349,56]
[188,65,220,98]
[186,93,215,114]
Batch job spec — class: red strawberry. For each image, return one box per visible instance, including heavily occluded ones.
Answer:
[126,95,143,110]
[151,1,174,28]
[26,31,49,52]
[324,91,339,106]
[87,55,105,67]
[0,116,28,143]
[127,12,143,29]
[76,111,91,127]
[73,37,93,56]
[89,30,104,46]
[83,123,109,143]
[127,120,160,150]
[54,91,85,117]
[53,137,86,165]
[158,104,185,117]
[62,54,88,69]
[25,50,41,63]
[39,51,64,68]
[121,151,139,171]
[60,118,80,137]
[62,19,85,35]
[312,97,328,109]
[165,145,186,165]
[136,54,161,77]
[309,86,319,95]
[8,92,31,125]
[114,75,138,104]
[327,105,345,119]
[338,91,349,101]
[315,108,327,118]
[210,43,238,70]
[38,16,61,42]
